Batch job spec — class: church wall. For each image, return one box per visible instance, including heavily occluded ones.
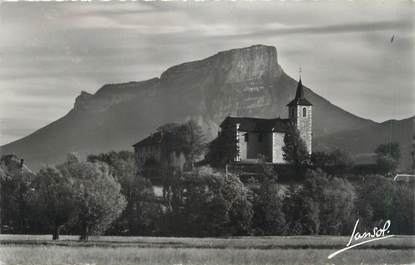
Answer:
[272,132,286,163]
[265,133,273,161]
[246,132,272,161]
[246,132,259,159]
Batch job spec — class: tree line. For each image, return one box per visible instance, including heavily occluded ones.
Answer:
[0,121,413,239]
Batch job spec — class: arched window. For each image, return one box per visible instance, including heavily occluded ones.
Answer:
[303,107,307,117]
[291,108,295,118]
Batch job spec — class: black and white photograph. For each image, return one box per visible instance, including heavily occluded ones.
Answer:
[0,0,414,264]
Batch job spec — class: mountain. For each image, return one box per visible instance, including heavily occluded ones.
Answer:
[315,116,414,170]
[1,44,404,170]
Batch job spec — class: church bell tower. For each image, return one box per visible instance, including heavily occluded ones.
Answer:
[287,78,312,154]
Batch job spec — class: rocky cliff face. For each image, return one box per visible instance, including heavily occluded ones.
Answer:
[74,79,161,113]
[157,45,284,123]
[1,44,379,170]
[161,45,282,83]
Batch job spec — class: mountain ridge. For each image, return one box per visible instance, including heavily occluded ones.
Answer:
[315,115,414,169]
[2,44,408,170]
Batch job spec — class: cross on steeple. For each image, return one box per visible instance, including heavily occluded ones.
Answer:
[286,66,313,155]
[286,75,312,107]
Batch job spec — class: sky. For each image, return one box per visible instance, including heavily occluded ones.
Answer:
[0,1,414,146]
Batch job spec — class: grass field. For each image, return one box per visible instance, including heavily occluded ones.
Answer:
[0,235,414,265]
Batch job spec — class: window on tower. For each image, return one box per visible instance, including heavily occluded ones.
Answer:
[303,107,307,117]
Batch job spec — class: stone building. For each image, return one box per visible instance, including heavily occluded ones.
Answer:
[133,127,188,175]
[218,78,312,163]
[133,131,163,170]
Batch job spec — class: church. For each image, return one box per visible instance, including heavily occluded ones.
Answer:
[133,78,313,170]
[217,78,312,164]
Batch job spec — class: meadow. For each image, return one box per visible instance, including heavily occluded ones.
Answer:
[0,235,414,265]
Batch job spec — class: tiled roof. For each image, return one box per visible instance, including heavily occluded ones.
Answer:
[220,116,291,132]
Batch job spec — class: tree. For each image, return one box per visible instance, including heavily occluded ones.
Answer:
[222,174,253,235]
[0,155,34,234]
[179,168,229,236]
[159,167,253,237]
[88,151,160,236]
[283,170,356,235]
[375,142,401,174]
[179,120,206,170]
[355,175,414,235]
[206,128,239,169]
[282,123,309,174]
[318,176,356,235]
[26,167,76,240]
[311,149,354,174]
[59,156,127,240]
[330,149,354,169]
[158,120,206,171]
[355,176,394,231]
[283,184,320,235]
[390,183,415,234]
[252,178,286,235]
[411,134,415,173]
[150,121,207,223]
[127,175,160,235]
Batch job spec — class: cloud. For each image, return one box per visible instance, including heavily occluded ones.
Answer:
[218,20,413,40]
[0,1,413,145]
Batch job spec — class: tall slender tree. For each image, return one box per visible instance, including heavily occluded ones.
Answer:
[282,123,309,173]
[374,142,401,174]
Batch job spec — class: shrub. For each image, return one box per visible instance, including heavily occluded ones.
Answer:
[283,169,356,235]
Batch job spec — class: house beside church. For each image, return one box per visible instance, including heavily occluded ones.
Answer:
[217,78,312,164]
[133,131,163,171]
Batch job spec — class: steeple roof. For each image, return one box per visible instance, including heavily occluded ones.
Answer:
[287,78,312,106]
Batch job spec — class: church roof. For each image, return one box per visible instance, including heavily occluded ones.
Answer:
[220,116,291,133]
[287,78,312,106]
